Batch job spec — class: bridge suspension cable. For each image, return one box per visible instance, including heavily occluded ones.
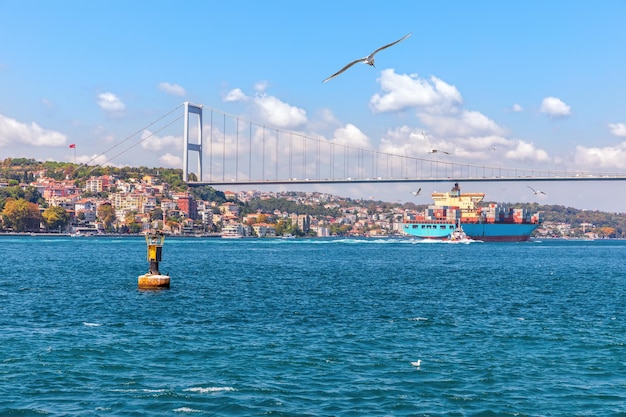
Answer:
[184,104,626,185]
[86,104,184,169]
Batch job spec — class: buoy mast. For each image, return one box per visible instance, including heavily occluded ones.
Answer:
[138,230,170,289]
[147,231,164,274]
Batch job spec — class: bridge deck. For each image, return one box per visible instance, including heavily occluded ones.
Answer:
[188,175,626,186]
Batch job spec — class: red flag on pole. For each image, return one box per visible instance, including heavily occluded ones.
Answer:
[69,144,76,148]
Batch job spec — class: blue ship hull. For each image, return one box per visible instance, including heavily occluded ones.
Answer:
[402,222,539,242]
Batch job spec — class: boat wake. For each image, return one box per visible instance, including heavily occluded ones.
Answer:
[241,237,483,245]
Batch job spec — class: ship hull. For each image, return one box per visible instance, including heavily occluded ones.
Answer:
[402,222,538,242]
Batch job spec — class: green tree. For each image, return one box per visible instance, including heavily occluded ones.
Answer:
[599,226,616,238]
[97,203,116,231]
[150,207,163,221]
[0,185,43,211]
[274,219,287,235]
[124,210,138,225]
[2,198,42,232]
[129,222,143,233]
[189,185,226,203]
[42,206,70,231]
[329,223,352,236]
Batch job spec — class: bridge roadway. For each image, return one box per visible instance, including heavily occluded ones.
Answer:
[187,174,626,187]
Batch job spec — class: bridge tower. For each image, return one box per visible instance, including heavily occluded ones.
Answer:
[183,102,203,182]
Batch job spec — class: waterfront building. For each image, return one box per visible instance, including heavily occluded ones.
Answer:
[252,222,276,238]
[74,199,97,223]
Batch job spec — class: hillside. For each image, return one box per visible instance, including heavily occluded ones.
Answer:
[1,158,625,237]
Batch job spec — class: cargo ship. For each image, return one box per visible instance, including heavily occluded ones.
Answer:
[402,183,542,242]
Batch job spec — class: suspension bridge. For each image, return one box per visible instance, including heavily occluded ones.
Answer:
[95,102,626,186]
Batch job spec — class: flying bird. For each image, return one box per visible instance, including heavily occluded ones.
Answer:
[527,186,546,195]
[412,188,422,197]
[428,149,450,155]
[322,33,412,83]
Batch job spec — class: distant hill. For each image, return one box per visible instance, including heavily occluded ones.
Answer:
[2,157,625,237]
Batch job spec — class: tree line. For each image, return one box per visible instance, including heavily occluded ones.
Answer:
[1,158,625,236]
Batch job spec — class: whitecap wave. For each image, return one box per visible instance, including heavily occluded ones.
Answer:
[83,322,102,327]
[173,407,203,413]
[184,387,236,394]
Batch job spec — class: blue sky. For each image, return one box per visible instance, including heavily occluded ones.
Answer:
[1,1,626,211]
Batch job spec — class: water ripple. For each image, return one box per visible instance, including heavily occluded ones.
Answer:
[1,237,626,415]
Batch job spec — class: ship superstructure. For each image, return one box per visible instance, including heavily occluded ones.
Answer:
[402,183,542,242]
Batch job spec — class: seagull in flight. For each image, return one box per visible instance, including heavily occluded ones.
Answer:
[412,188,422,197]
[527,186,546,195]
[323,33,412,83]
[428,149,450,155]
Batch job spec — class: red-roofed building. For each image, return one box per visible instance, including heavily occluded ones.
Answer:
[173,192,197,220]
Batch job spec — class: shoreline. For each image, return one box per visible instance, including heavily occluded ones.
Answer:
[0,232,622,241]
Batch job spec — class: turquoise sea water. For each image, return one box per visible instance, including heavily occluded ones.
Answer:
[1,236,625,416]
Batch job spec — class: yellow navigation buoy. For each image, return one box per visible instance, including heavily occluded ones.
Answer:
[138,230,170,289]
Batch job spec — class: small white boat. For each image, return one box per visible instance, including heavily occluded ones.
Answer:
[444,221,474,244]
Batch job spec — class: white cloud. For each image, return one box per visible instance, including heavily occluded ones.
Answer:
[160,152,182,167]
[220,76,556,171]
[331,123,372,148]
[573,143,626,169]
[380,126,514,160]
[97,92,125,112]
[158,82,186,96]
[306,108,342,134]
[419,110,507,138]
[223,88,248,102]
[608,123,626,137]
[253,94,307,129]
[380,125,425,155]
[76,153,112,166]
[318,108,339,124]
[364,70,555,163]
[223,85,307,129]
[370,70,462,113]
[504,140,550,162]
[140,130,181,151]
[540,96,571,118]
[254,81,269,93]
[450,135,515,160]
[0,114,67,147]
[509,103,523,112]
